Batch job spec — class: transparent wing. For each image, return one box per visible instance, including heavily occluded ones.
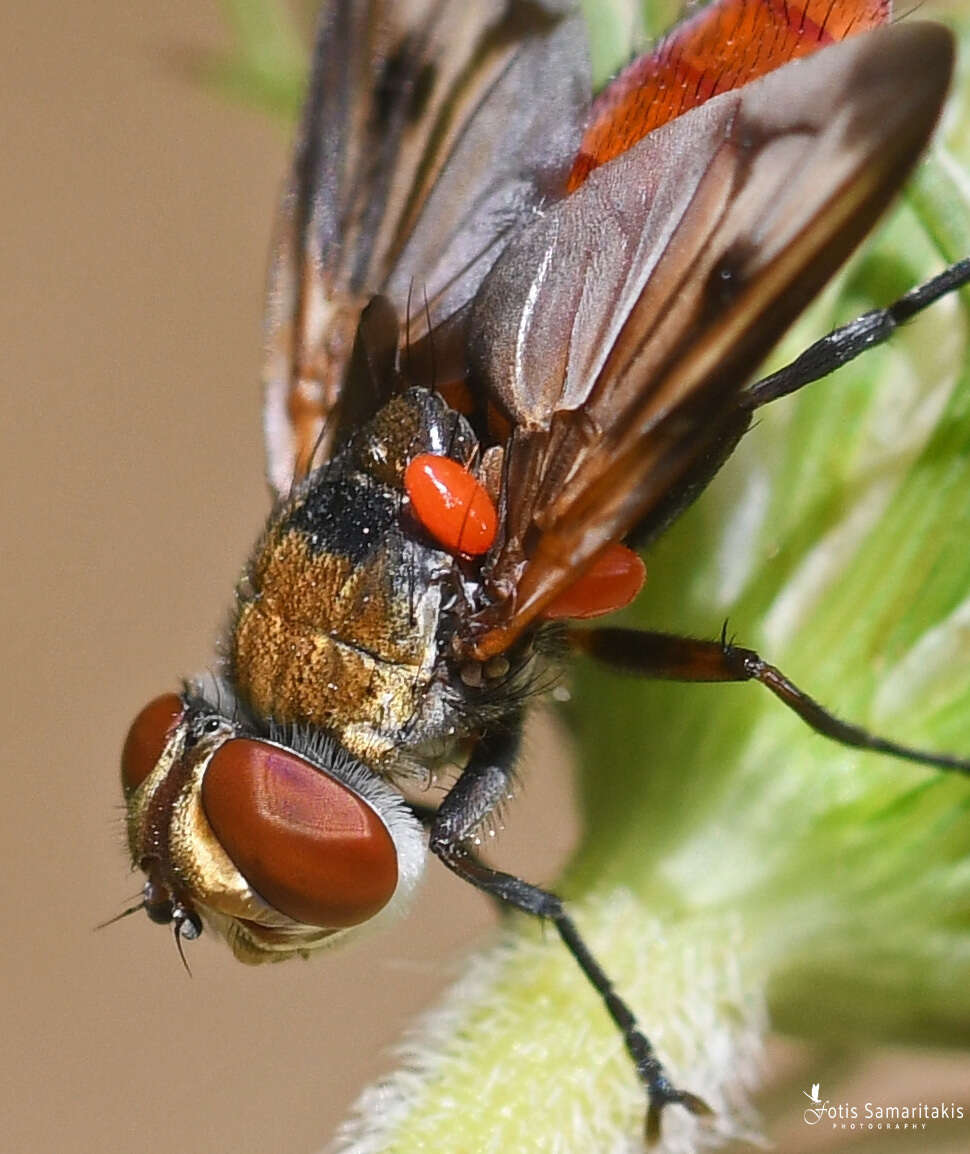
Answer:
[262,0,589,496]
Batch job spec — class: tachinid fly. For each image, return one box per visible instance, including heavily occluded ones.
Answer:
[117,0,970,1141]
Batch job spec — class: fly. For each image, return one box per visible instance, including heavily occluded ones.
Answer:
[116,0,970,1142]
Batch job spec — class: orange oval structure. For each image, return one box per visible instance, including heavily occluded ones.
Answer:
[542,543,645,620]
[201,739,398,929]
[120,693,184,794]
[404,453,498,556]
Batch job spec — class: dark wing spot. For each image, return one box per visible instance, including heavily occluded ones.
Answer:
[373,39,435,132]
[373,41,413,130]
[705,242,756,312]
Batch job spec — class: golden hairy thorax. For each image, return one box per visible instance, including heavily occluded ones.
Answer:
[230,391,474,768]
[233,531,445,765]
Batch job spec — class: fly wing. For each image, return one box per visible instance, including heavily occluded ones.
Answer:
[263,0,589,496]
[465,22,953,658]
[568,0,890,188]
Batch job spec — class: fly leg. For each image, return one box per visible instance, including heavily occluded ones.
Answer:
[406,800,507,912]
[742,257,970,410]
[571,627,970,774]
[429,717,712,1143]
[628,261,970,553]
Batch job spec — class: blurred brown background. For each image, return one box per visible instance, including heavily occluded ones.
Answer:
[1,5,581,1152]
[2,4,967,1154]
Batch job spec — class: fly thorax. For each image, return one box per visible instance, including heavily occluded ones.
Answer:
[231,477,454,764]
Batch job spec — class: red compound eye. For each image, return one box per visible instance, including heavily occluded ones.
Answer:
[121,693,185,794]
[404,453,497,556]
[201,739,398,929]
[542,543,646,620]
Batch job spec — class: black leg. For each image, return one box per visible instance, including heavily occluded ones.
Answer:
[429,718,711,1143]
[572,626,970,775]
[406,799,508,911]
[742,258,970,410]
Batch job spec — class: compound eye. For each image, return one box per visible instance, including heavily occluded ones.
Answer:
[201,739,398,929]
[121,693,185,794]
